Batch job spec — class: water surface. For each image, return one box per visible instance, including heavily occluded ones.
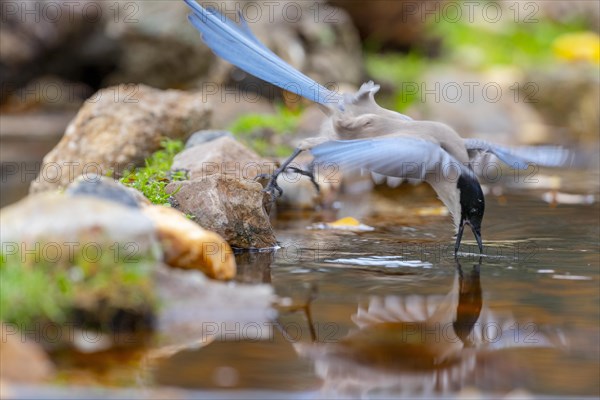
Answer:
[153,185,600,398]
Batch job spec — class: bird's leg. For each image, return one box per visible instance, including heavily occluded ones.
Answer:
[255,148,303,201]
[285,161,320,193]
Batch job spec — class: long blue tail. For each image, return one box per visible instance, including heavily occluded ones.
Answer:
[183,0,343,106]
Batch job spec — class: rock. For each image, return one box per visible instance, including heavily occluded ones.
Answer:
[406,68,549,145]
[207,89,277,130]
[142,205,236,280]
[166,175,276,249]
[0,192,160,330]
[185,130,234,149]
[1,192,158,255]
[29,84,210,193]
[66,175,234,279]
[330,0,440,50]
[66,174,148,208]
[171,136,274,181]
[2,0,364,107]
[0,0,116,103]
[103,1,213,89]
[523,65,600,148]
[276,171,322,210]
[0,322,54,383]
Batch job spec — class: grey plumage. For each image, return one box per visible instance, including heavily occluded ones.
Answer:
[182,0,570,253]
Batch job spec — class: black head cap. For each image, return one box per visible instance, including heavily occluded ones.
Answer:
[455,172,485,254]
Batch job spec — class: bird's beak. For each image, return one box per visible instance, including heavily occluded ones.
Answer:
[454,221,483,255]
[454,222,465,255]
[471,225,483,254]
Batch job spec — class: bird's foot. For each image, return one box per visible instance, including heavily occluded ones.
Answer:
[255,172,284,203]
[286,166,321,193]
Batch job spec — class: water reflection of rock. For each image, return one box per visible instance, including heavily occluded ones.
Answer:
[234,251,275,284]
[293,259,567,397]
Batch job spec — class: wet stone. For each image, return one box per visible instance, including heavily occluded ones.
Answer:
[166,174,276,249]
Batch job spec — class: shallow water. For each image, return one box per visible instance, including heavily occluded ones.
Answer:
[38,184,600,399]
[150,185,600,398]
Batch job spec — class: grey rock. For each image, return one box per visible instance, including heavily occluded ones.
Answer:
[0,192,161,335]
[523,66,600,148]
[407,68,549,145]
[103,1,213,89]
[0,0,114,102]
[0,192,160,262]
[330,0,440,49]
[185,130,234,149]
[66,175,146,208]
[166,175,276,249]
[208,91,277,130]
[29,84,211,193]
[172,136,274,181]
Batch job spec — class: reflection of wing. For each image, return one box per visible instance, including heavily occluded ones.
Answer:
[352,274,460,329]
[464,139,572,170]
[294,265,568,398]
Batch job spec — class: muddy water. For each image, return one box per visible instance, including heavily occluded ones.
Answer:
[151,184,599,398]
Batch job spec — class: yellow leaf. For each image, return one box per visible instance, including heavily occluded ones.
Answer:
[553,32,600,64]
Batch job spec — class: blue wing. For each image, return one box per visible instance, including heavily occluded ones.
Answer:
[464,139,572,170]
[311,137,468,182]
[183,0,342,106]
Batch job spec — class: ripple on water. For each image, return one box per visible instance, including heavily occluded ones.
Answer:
[325,255,433,269]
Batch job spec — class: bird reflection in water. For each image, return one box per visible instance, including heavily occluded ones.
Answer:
[291,258,567,396]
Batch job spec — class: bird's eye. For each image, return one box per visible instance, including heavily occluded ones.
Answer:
[471,208,478,213]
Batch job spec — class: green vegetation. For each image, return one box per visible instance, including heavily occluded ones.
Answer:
[429,16,589,69]
[365,15,591,112]
[228,105,299,157]
[0,241,156,332]
[120,139,186,205]
[0,140,189,334]
[366,52,429,112]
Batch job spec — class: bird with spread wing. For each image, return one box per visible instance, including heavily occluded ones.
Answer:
[182,0,571,254]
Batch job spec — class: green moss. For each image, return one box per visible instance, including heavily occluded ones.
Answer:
[120,139,185,205]
[0,241,156,332]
